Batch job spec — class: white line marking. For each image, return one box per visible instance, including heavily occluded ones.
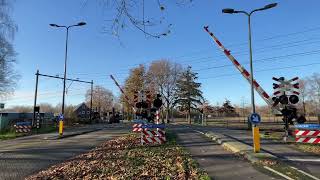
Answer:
[289,166,320,180]
[263,166,294,180]
[194,130,205,135]
[286,158,320,162]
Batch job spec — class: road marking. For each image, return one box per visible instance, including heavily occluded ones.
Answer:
[194,130,205,135]
[263,166,294,180]
[285,158,320,162]
[289,166,320,180]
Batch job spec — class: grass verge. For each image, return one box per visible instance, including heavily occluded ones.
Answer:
[256,157,315,180]
[0,126,57,140]
[0,130,24,140]
[26,132,210,179]
[292,143,320,155]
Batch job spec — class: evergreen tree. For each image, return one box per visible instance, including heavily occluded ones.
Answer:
[175,66,203,124]
[221,99,237,117]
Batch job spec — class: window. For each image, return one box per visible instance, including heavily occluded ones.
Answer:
[82,111,85,114]
[87,111,90,114]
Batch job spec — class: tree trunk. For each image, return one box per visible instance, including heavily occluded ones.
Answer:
[166,103,170,123]
[188,108,191,124]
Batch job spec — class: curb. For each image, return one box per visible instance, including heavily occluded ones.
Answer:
[44,128,102,140]
[204,131,276,164]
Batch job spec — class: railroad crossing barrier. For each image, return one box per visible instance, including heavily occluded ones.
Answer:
[132,123,144,132]
[14,121,32,133]
[141,129,166,144]
[294,124,320,144]
[141,123,166,145]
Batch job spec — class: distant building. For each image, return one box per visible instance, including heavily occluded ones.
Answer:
[74,103,92,120]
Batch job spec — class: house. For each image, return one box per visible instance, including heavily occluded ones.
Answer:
[74,103,91,120]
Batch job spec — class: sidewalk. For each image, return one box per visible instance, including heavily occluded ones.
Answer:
[190,125,320,179]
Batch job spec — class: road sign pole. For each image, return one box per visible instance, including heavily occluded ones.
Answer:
[250,113,261,153]
[59,120,63,136]
[253,126,260,153]
[58,114,64,136]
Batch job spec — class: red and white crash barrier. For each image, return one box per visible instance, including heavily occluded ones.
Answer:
[141,129,166,144]
[295,129,320,144]
[141,135,166,144]
[14,125,32,133]
[132,124,143,132]
[142,129,165,137]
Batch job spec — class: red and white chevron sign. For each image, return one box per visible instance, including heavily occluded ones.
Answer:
[295,129,320,144]
[132,124,143,132]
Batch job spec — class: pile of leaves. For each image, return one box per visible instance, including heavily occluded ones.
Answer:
[26,133,209,180]
[295,144,320,155]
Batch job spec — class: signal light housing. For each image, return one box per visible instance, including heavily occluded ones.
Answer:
[289,95,299,104]
[279,95,288,105]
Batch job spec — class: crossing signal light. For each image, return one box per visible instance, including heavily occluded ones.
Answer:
[153,94,162,108]
[135,102,142,108]
[279,95,288,105]
[289,95,299,104]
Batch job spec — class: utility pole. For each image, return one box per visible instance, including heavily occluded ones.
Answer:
[90,80,93,123]
[33,70,39,127]
[33,71,92,133]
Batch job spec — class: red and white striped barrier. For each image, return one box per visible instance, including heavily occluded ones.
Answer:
[295,129,320,144]
[141,135,166,144]
[142,129,165,137]
[204,26,282,114]
[132,124,143,132]
[14,125,32,133]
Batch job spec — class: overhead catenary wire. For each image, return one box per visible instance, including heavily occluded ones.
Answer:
[199,62,320,80]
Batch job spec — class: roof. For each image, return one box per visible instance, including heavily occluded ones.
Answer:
[74,102,89,111]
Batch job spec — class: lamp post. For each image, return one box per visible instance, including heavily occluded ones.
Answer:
[222,3,277,115]
[222,3,277,152]
[50,22,86,135]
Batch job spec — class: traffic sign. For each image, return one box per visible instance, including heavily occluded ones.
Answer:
[59,114,64,121]
[141,123,165,129]
[294,124,320,130]
[16,121,32,126]
[249,113,261,124]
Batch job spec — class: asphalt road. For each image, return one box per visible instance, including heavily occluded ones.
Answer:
[0,123,131,180]
[188,125,320,179]
[172,125,280,180]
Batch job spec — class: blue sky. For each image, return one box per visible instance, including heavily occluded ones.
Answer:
[4,0,320,108]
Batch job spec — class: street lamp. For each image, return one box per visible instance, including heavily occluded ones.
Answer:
[222,3,277,115]
[222,3,277,153]
[50,21,86,135]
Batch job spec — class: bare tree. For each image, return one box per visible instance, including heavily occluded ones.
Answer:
[6,105,32,113]
[82,0,193,38]
[85,85,114,115]
[146,60,181,123]
[306,73,320,123]
[298,79,308,115]
[0,0,19,97]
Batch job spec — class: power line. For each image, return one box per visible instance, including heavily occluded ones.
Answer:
[200,62,320,80]
[194,49,320,71]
